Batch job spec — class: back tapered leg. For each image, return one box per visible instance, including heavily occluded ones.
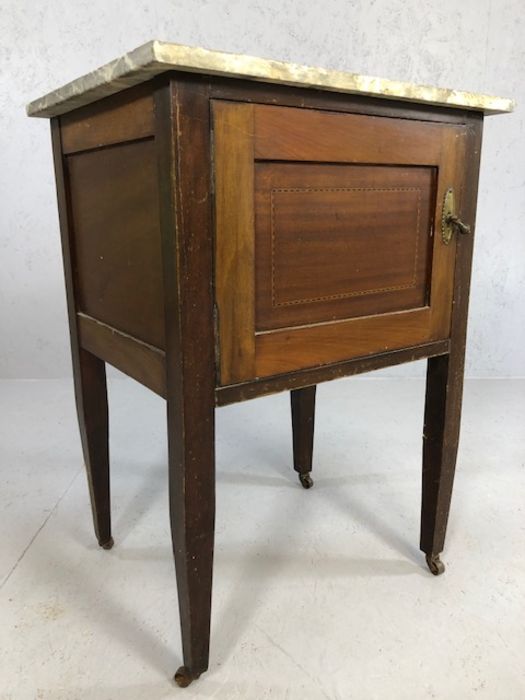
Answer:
[291,386,317,489]
[73,347,111,549]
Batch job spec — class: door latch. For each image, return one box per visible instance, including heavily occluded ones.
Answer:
[441,188,471,244]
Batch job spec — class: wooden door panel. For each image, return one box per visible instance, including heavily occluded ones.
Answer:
[213,101,467,385]
[256,307,433,377]
[253,104,445,164]
[213,101,256,382]
[255,163,435,331]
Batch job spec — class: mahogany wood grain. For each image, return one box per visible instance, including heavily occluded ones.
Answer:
[77,313,167,398]
[216,340,450,406]
[212,101,256,384]
[67,138,165,349]
[255,163,434,331]
[213,100,466,381]
[428,126,467,337]
[60,84,154,154]
[253,104,445,164]
[255,307,435,376]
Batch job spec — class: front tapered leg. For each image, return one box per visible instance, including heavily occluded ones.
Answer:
[155,79,217,685]
[291,386,317,489]
[421,353,464,575]
[167,394,215,686]
[74,347,111,549]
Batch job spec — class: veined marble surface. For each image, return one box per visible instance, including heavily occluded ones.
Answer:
[27,40,514,118]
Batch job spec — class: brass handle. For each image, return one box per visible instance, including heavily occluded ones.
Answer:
[445,214,471,236]
[441,188,471,244]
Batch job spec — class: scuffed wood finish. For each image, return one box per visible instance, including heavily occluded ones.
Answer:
[60,84,154,154]
[209,77,474,125]
[217,340,450,406]
[78,313,166,398]
[155,78,216,683]
[212,101,255,384]
[420,113,484,566]
[291,386,317,485]
[51,120,112,549]
[40,61,494,686]
[255,309,435,376]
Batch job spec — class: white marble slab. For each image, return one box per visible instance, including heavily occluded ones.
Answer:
[26,40,514,118]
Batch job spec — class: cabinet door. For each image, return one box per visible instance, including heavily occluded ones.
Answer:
[213,101,466,385]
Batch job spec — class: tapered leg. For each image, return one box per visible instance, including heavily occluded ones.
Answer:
[167,394,215,687]
[291,385,317,489]
[73,347,111,549]
[155,78,217,687]
[421,353,464,575]
[420,113,482,576]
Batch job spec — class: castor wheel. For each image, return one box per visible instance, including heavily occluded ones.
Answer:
[99,536,114,550]
[425,553,445,576]
[174,666,200,688]
[298,472,314,489]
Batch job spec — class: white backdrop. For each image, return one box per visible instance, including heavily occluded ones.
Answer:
[1,0,523,378]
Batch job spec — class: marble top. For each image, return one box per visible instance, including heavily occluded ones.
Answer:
[27,41,514,118]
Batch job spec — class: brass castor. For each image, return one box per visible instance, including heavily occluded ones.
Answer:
[174,666,201,688]
[99,536,114,550]
[299,472,314,489]
[425,553,445,576]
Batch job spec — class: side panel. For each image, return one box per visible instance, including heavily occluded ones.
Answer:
[67,138,165,348]
[60,85,155,154]
[53,83,167,395]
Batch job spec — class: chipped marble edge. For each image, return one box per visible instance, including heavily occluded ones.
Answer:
[26,40,515,118]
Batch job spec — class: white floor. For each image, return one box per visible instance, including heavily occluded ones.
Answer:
[0,376,524,700]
